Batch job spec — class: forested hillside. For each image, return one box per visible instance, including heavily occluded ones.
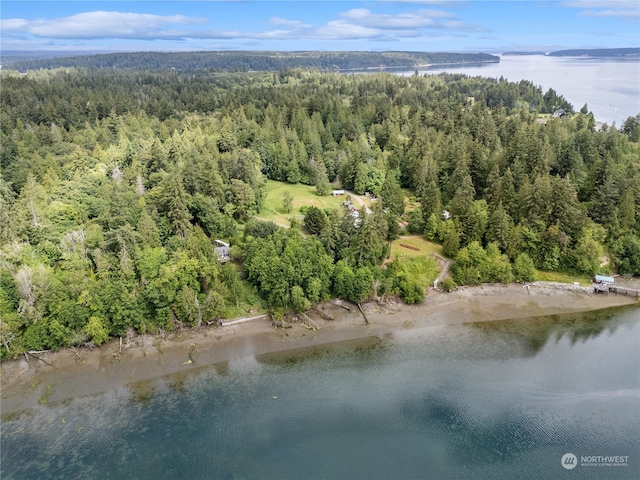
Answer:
[547,48,640,58]
[6,50,499,72]
[1,67,639,357]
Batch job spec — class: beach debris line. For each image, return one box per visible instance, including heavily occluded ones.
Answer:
[299,312,320,331]
[331,300,351,312]
[271,314,292,329]
[357,303,370,325]
[312,307,334,320]
[24,351,55,368]
[183,343,196,364]
[111,337,123,360]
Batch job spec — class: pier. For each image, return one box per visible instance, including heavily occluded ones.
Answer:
[608,286,640,297]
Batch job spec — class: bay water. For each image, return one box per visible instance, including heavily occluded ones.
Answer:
[2,305,639,479]
[404,55,640,127]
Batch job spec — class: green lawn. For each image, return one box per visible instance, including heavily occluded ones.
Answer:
[535,270,591,286]
[258,180,350,226]
[390,235,444,259]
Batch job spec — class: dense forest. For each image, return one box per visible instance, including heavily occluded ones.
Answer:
[547,48,640,57]
[5,51,499,72]
[1,65,639,358]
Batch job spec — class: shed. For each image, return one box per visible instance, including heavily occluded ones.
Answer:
[594,275,614,284]
[214,240,230,262]
[593,274,614,293]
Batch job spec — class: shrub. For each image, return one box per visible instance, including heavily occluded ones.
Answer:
[441,277,456,292]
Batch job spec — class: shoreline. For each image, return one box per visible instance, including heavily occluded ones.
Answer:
[1,283,638,419]
[341,59,500,72]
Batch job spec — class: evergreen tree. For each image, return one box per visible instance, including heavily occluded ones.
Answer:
[380,169,405,216]
[163,167,192,238]
[485,203,512,253]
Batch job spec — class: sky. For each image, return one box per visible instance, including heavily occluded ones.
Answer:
[1,1,639,53]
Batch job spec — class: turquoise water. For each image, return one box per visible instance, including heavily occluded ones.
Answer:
[2,306,639,479]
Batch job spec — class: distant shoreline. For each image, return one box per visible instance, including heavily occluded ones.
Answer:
[502,47,640,58]
[2,50,500,72]
[337,59,500,72]
[1,283,637,420]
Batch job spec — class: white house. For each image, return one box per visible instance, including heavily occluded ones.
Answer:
[214,240,230,262]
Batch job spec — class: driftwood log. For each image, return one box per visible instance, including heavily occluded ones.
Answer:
[26,351,55,368]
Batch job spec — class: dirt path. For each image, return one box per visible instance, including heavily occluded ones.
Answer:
[433,253,452,287]
[252,215,290,229]
[349,194,372,214]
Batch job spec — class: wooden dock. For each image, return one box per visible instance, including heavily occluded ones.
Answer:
[608,286,640,297]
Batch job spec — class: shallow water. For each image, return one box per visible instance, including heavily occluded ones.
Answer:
[2,305,639,479]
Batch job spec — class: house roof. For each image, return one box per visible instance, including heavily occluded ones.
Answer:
[594,275,614,283]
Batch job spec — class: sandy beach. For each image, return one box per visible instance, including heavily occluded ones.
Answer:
[1,283,638,419]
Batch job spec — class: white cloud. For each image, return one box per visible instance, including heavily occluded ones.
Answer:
[561,1,640,19]
[562,1,638,8]
[268,18,313,28]
[1,6,489,44]
[389,1,464,5]
[315,21,388,40]
[581,9,639,17]
[1,11,206,40]
[443,20,489,32]
[339,8,454,28]
[0,19,29,30]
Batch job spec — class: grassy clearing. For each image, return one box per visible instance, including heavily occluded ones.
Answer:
[402,188,420,213]
[258,180,349,226]
[221,263,266,319]
[535,270,591,286]
[390,235,444,259]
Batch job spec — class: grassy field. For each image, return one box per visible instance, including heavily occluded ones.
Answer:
[389,235,444,259]
[389,238,591,284]
[258,180,352,226]
[535,270,591,286]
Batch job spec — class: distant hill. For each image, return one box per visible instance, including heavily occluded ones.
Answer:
[502,51,546,56]
[547,48,640,58]
[6,50,499,72]
[0,50,108,65]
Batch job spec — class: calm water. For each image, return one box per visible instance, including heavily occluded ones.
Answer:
[403,55,640,127]
[2,306,639,479]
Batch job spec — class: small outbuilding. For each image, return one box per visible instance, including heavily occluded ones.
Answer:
[593,274,614,293]
[214,240,230,262]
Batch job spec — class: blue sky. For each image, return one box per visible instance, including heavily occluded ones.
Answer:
[1,1,639,53]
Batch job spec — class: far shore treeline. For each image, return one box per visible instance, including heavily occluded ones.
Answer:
[2,51,499,72]
[1,63,639,358]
